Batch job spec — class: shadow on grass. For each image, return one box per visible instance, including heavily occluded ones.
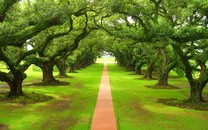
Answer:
[157,98,208,111]
[136,77,158,80]
[26,80,70,86]
[40,94,78,130]
[0,123,8,130]
[55,75,75,79]
[146,85,180,89]
[0,92,52,105]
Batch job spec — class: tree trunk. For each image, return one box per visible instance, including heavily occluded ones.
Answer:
[189,85,204,102]
[172,44,206,103]
[183,57,204,102]
[143,49,160,79]
[57,66,68,77]
[156,48,176,86]
[127,65,135,71]
[144,62,154,79]
[8,72,24,97]
[56,58,68,78]
[69,64,76,73]
[156,63,176,86]
[156,72,169,86]
[135,66,142,75]
[135,62,146,75]
[183,60,205,102]
[131,64,136,71]
[41,61,56,83]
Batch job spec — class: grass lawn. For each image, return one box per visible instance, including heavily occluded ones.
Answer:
[0,63,103,130]
[0,62,208,130]
[108,64,208,130]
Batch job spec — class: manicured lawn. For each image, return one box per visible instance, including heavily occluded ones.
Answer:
[0,63,103,130]
[1,63,208,130]
[108,64,208,130]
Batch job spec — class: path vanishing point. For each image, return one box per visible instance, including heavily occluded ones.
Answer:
[91,63,117,130]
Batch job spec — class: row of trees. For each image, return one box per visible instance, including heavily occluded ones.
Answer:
[0,0,103,97]
[0,0,208,103]
[96,0,208,102]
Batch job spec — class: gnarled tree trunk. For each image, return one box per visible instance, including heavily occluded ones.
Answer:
[189,85,204,102]
[144,50,159,79]
[69,64,76,73]
[183,58,205,102]
[144,62,155,79]
[156,72,169,86]
[156,49,176,86]
[56,58,68,78]
[135,61,146,75]
[40,61,56,83]
[172,44,207,102]
[8,71,24,97]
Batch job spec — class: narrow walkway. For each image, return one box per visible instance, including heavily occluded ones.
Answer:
[91,63,117,130]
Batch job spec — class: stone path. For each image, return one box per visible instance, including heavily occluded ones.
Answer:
[91,63,117,130]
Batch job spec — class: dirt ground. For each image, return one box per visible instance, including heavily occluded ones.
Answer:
[0,124,8,130]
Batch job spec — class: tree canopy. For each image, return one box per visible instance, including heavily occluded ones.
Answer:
[0,0,208,103]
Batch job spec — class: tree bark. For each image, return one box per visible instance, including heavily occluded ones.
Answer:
[183,57,204,102]
[69,64,76,73]
[56,58,68,78]
[135,61,146,75]
[144,62,155,79]
[8,72,24,97]
[156,63,176,86]
[172,44,207,102]
[40,61,56,83]
[189,85,203,102]
[144,49,159,79]
[135,67,142,75]
[156,48,176,86]
[156,71,169,86]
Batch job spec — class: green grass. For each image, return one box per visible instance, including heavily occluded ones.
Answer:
[1,62,208,130]
[108,64,208,130]
[0,63,103,130]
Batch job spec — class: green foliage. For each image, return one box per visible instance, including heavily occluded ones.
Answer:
[31,65,41,72]
[174,68,185,77]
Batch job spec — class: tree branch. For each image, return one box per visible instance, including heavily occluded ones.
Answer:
[0,17,62,47]
[0,71,12,84]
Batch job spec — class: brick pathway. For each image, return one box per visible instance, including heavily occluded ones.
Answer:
[91,63,117,130]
